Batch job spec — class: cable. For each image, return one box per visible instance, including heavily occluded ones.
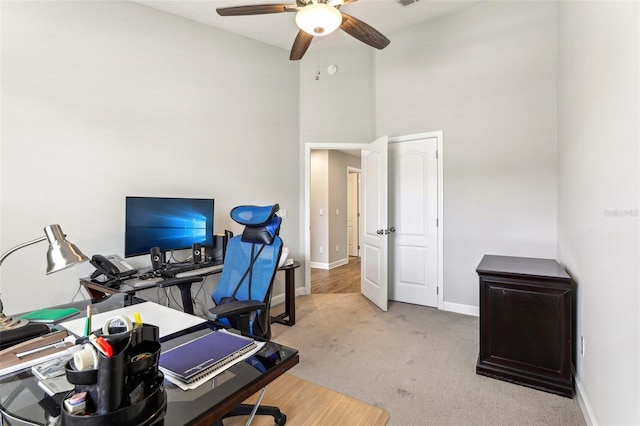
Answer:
[192,278,207,316]
[71,285,90,303]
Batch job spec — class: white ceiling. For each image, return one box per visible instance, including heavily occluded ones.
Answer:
[133,0,478,52]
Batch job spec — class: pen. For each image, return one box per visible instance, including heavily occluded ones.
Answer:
[84,305,92,337]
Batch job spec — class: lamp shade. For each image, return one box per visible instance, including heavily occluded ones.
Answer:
[44,224,89,274]
[295,3,342,36]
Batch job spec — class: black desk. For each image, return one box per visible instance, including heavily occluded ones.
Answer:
[80,263,225,316]
[0,294,299,425]
[82,261,301,326]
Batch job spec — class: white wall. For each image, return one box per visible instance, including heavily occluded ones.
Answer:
[299,46,376,144]
[309,149,359,268]
[328,150,360,264]
[1,1,300,315]
[557,2,640,424]
[310,150,329,265]
[375,1,559,308]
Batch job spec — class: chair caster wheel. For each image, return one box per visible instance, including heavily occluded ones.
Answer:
[275,413,286,425]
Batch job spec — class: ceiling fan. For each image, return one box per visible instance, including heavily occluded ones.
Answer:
[216,0,390,60]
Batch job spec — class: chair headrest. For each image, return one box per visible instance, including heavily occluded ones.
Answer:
[231,204,279,226]
[230,204,281,245]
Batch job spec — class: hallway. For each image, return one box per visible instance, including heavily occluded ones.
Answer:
[311,256,360,294]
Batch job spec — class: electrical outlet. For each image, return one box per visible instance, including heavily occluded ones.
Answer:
[580,336,585,357]
[319,246,323,254]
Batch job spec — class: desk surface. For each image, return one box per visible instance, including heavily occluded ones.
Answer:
[0,294,299,426]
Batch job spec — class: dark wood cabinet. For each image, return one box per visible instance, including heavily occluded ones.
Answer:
[476,255,575,398]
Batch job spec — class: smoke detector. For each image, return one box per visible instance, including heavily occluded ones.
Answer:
[395,0,419,6]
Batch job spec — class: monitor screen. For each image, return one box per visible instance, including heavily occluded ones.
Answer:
[125,197,215,258]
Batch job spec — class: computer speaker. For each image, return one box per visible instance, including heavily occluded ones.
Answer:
[192,243,202,264]
[150,247,162,270]
[213,232,232,262]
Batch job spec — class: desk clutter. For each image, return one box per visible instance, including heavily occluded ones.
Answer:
[60,317,166,424]
[8,303,265,423]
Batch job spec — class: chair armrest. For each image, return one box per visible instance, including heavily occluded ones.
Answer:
[207,300,266,320]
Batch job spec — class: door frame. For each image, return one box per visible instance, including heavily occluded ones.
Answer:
[346,166,361,258]
[389,131,444,310]
[304,143,364,296]
[303,132,443,310]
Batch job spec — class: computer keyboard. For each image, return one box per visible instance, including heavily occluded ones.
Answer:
[160,262,223,278]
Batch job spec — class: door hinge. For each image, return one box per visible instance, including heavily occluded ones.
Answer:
[436,150,438,159]
[437,287,439,295]
[436,218,438,227]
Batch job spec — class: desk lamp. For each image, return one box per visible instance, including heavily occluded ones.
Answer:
[0,224,88,331]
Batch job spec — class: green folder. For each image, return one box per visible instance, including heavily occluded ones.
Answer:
[18,308,80,323]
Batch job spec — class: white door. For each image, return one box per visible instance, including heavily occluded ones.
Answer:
[347,171,360,257]
[361,136,389,311]
[389,137,438,307]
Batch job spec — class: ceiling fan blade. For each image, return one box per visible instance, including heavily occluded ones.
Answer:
[290,30,314,60]
[217,4,296,16]
[340,13,390,50]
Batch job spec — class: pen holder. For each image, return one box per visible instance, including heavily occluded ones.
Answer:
[63,324,165,424]
[96,342,127,414]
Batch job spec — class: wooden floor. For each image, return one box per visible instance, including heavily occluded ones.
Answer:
[311,256,361,294]
[224,373,389,426]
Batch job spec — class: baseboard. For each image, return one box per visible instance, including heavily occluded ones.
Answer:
[309,258,349,270]
[272,287,307,306]
[443,301,479,317]
[575,377,597,426]
[309,261,328,270]
[329,258,349,269]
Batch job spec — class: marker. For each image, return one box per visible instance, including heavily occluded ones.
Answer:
[133,312,142,328]
[84,305,92,337]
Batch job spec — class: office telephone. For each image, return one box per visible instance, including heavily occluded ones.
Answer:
[90,254,138,280]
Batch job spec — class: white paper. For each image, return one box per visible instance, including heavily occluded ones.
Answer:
[59,301,206,338]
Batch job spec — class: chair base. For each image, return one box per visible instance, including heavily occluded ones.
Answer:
[214,403,286,425]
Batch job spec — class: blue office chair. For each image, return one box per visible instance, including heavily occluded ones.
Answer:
[207,204,283,340]
[207,204,285,424]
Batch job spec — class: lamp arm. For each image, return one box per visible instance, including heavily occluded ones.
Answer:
[0,236,47,267]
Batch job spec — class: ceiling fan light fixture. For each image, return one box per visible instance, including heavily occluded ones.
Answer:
[295,3,342,36]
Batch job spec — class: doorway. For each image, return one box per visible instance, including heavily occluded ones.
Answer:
[303,132,444,309]
[308,149,362,294]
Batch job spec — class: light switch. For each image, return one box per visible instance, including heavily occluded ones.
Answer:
[280,209,287,219]
[319,208,324,216]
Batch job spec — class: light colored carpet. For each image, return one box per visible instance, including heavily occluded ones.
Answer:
[269,294,586,426]
[225,373,389,425]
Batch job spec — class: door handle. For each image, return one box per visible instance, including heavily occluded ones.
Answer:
[376,229,384,235]
[389,227,396,233]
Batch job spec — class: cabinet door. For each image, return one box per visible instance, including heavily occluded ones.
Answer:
[479,276,573,382]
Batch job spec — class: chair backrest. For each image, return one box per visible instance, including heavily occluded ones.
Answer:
[212,205,282,339]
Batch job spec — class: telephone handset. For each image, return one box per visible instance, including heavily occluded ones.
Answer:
[90,254,138,280]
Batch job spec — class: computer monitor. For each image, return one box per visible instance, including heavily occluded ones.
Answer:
[124,197,215,258]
